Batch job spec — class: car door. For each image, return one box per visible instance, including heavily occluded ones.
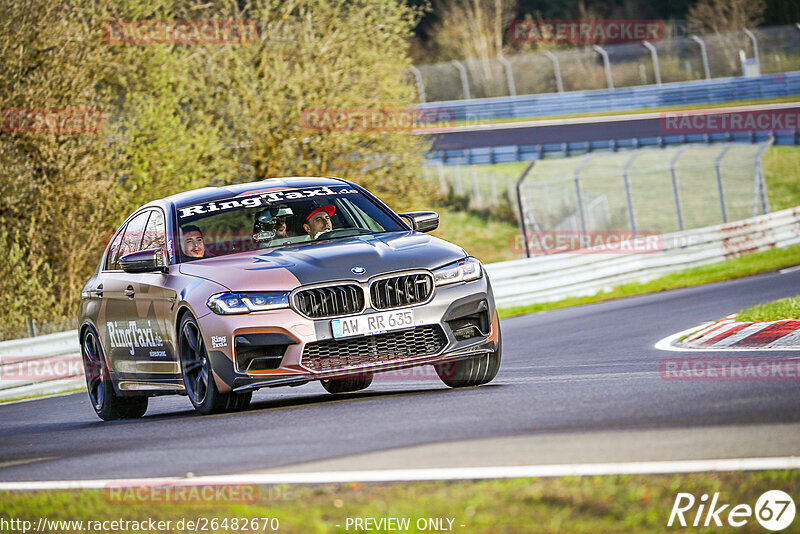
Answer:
[130,208,179,378]
[101,210,151,380]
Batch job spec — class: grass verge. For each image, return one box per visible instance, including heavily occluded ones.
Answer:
[430,209,519,264]
[1,471,797,532]
[737,295,800,322]
[498,243,800,318]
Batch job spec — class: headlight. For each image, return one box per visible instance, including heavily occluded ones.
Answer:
[432,257,483,286]
[207,292,290,315]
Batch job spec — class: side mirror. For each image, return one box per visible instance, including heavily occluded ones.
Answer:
[399,211,439,233]
[121,248,168,273]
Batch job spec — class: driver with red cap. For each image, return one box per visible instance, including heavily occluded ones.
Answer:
[303,205,335,240]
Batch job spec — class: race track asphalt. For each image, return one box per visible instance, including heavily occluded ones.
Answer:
[425,104,800,150]
[1,268,799,482]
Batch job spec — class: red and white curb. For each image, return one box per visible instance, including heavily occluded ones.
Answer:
[656,315,800,352]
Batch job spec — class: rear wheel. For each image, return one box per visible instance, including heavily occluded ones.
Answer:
[81,328,148,421]
[178,314,251,415]
[436,331,502,388]
[320,373,373,394]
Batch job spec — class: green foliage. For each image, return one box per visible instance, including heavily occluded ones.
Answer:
[1,471,798,532]
[0,223,57,335]
[737,295,800,322]
[0,0,430,334]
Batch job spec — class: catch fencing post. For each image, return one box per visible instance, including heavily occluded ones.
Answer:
[407,66,426,104]
[471,166,481,206]
[669,145,688,232]
[544,51,564,93]
[622,151,639,236]
[754,137,773,215]
[642,41,662,86]
[455,165,464,196]
[515,160,537,258]
[490,173,499,206]
[592,45,614,90]
[437,163,447,194]
[573,154,593,234]
[497,55,517,97]
[715,146,732,223]
[451,60,471,100]
[690,35,711,80]
[744,29,761,74]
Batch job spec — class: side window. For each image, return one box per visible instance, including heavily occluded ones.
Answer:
[141,210,167,266]
[105,225,126,270]
[115,211,151,269]
[141,210,165,250]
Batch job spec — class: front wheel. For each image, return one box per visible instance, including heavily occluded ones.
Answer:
[178,314,251,415]
[435,333,502,388]
[81,328,147,421]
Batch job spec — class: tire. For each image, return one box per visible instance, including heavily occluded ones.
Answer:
[178,314,251,415]
[320,373,373,394]
[81,327,148,421]
[435,330,502,388]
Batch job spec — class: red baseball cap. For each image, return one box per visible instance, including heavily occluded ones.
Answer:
[305,205,335,220]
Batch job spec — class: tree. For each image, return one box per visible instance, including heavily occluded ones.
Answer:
[0,0,432,335]
[688,0,766,34]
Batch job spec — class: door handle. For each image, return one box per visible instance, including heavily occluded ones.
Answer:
[124,286,135,299]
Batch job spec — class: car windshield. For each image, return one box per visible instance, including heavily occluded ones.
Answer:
[174,184,405,261]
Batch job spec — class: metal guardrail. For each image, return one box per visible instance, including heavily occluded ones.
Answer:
[418,71,800,122]
[2,206,800,399]
[0,331,82,401]
[426,127,795,165]
[486,206,800,308]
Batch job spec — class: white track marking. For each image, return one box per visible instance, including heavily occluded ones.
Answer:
[656,323,800,352]
[779,264,800,274]
[2,457,799,490]
[683,320,732,343]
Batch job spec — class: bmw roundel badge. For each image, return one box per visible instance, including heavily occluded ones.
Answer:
[351,266,366,274]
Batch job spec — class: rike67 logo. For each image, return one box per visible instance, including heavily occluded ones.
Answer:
[668,490,796,531]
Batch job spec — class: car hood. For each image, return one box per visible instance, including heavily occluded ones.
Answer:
[178,231,467,290]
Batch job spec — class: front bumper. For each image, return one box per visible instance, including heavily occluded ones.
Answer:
[199,273,499,393]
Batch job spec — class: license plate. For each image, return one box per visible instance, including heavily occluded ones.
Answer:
[331,310,415,339]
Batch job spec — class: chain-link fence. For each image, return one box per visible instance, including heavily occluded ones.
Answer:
[414,25,800,102]
[424,141,772,239]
